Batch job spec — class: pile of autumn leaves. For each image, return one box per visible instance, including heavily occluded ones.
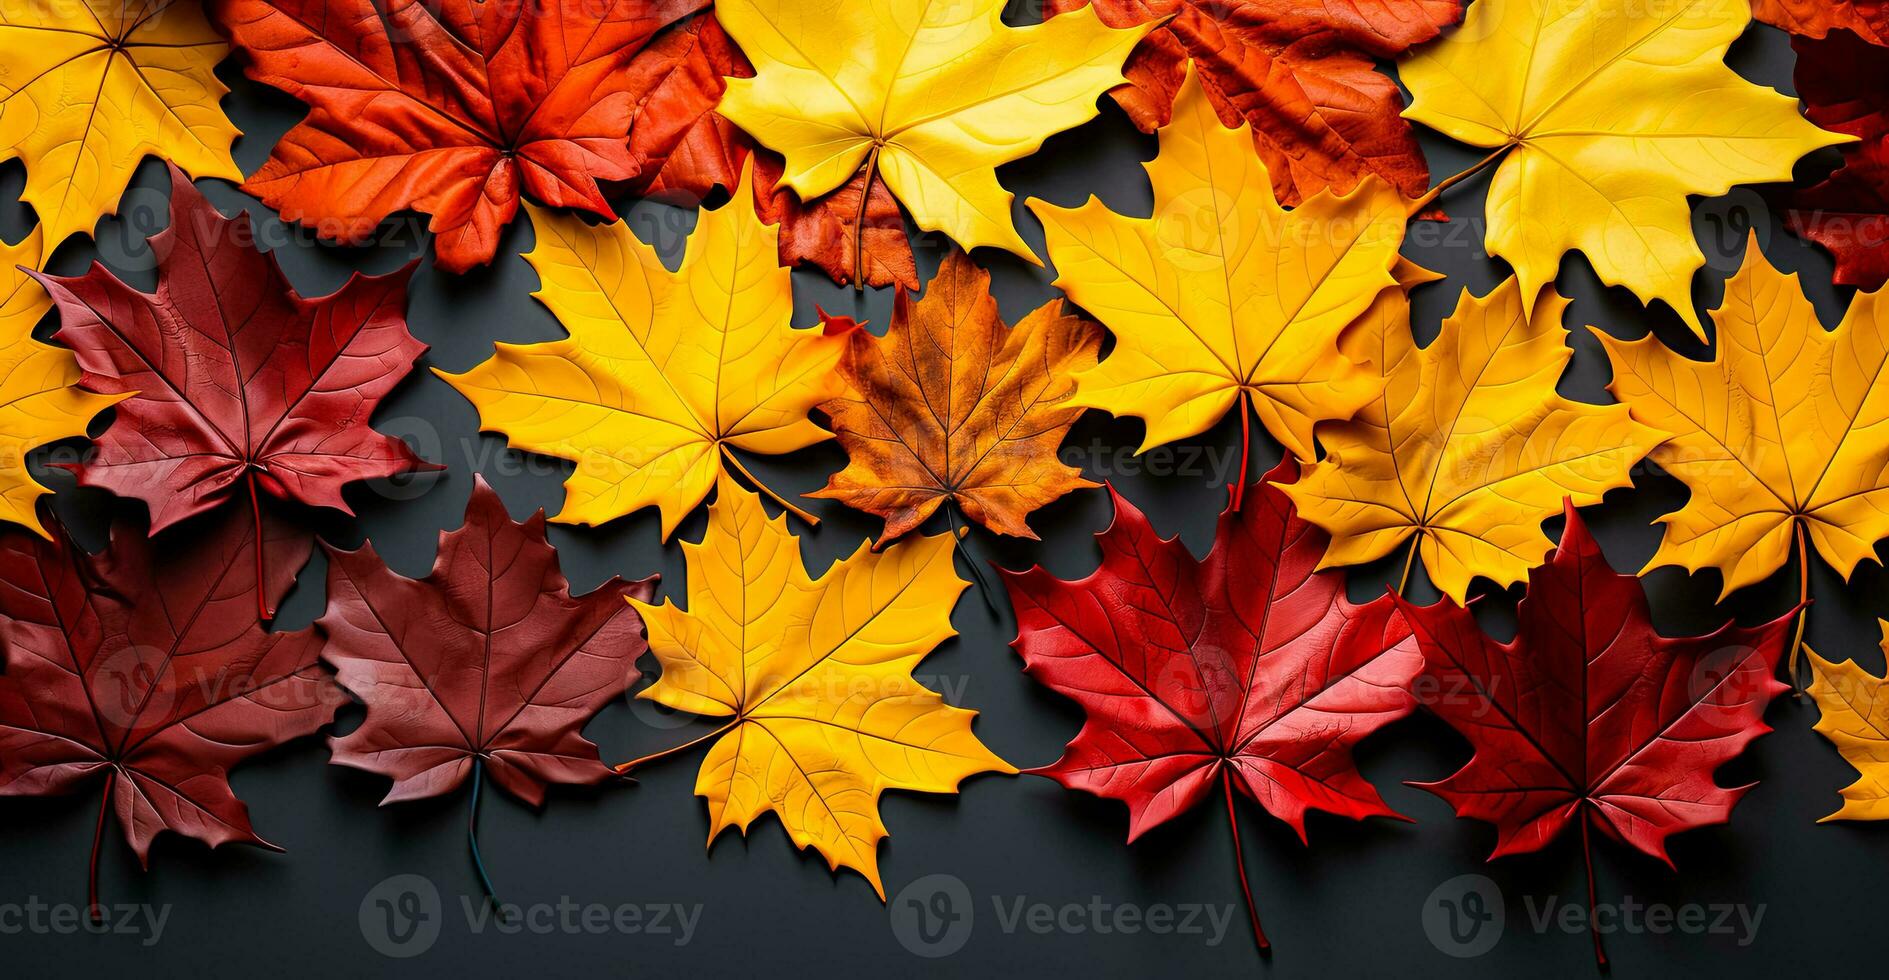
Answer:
[4,0,1889,964]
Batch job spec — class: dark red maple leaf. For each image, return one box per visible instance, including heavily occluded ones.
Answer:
[1787,29,1889,289]
[1393,504,1793,967]
[620,12,918,289]
[33,164,436,618]
[214,0,710,272]
[318,476,655,903]
[999,457,1421,956]
[0,502,335,916]
[1045,0,1462,204]
[1753,0,1887,45]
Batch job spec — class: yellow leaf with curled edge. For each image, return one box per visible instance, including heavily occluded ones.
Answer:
[1400,0,1850,340]
[1029,65,1407,463]
[624,473,1015,897]
[1808,630,1889,822]
[0,0,241,248]
[0,231,126,535]
[436,160,850,540]
[1598,237,1889,600]
[716,0,1152,263]
[1284,276,1663,603]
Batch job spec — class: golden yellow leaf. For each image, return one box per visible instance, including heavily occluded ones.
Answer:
[437,161,849,539]
[627,473,1015,897]
[1598,238,1889,600]
[717,0,1151,265]
[1401,0,1849,339]
[1029,66,1407,462]
[0,231,125,536]
[1285,277,1663,603]
[810,250,1101,543]
[0,0,240,248]
[1808,633,1889,822]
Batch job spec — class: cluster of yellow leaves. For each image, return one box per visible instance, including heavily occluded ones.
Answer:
[439,161,849,539]
[631,474,1014,896]
[0,0,239,248]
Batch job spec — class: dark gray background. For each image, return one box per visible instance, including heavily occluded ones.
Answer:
[1,8,1881,977]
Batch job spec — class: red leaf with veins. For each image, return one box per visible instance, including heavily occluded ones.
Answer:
[0,503,333,912]
[1787,29,1889,289]
[215,0,710,272]
[1393,504,1792,966]
[622,12,918,289]
[1046,0,1461,204]
[999,457,1420,956]
[1752,0,1887,45]
[317,477,655,896]
[33,165,435,615]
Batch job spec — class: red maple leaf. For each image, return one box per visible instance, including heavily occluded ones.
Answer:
[1393,504,1793,967]
[998,457,1421,956]
[33,165,436,618]
[0,503,336,916]
[616,13,918,289]
[214,0,711,272]
[1753,0,1887,45]
[319,476,656,902]
[1045,0,1462,204]
[1787,28,1889,289]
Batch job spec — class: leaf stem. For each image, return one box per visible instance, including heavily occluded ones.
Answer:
[468,758,505,919]
[1396,532,1420,597]
[720,446,819,526]
[1581,805,1608,970]
[853,143,884,292]
[1789,519,1810,696]
[247,470,271,622]
[1221,768,1269,955]
[88,770,115,923]
[614,719,740,774]
[1231,391,1251,511]
[945,501,998,614]
[1408,144,1516,217]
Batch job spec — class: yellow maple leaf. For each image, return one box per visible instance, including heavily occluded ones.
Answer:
[1285,277,1663,603]
[1029,66,1407,464]
[0,231,126,536]
[1599,238,1889,675]
[625,474,1015,897]
[1401,0,1849,339]
[1808,632,1889,822]
[437,161,849,539]
[717,0,1151,271]
[0,0,240,248]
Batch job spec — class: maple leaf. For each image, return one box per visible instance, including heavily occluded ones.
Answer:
[1400,0,1849,340]
[811,251,1101,544]
[1598,237,1889,682]
[1752,0,1887,44]
[32,165,436,616]
[1787,29,1889,289]
[0,502,334,913]
[215,0,710,273]
[0,231,125,536]
[619,473,1014,898]
[1395,504,1792,965]
[1807,626,1889,821]
[1030,65,1406,476]
[1000,457,1421,955]
[1045,0,1461,204]
[319,476,656,901]
[0,0,240,248]
[715,0,1152,281]
[438,160,850,539]
[623,12,920,289]
[1284,277,1662,604]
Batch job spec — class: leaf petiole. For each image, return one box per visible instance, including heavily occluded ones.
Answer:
[87,770,116,923]
[614,719,740,775]
[1220,767,1269,954]
[468,758,506,921]
[944,501,998,614]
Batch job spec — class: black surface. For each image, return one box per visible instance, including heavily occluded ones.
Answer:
[2,13,1883,979]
